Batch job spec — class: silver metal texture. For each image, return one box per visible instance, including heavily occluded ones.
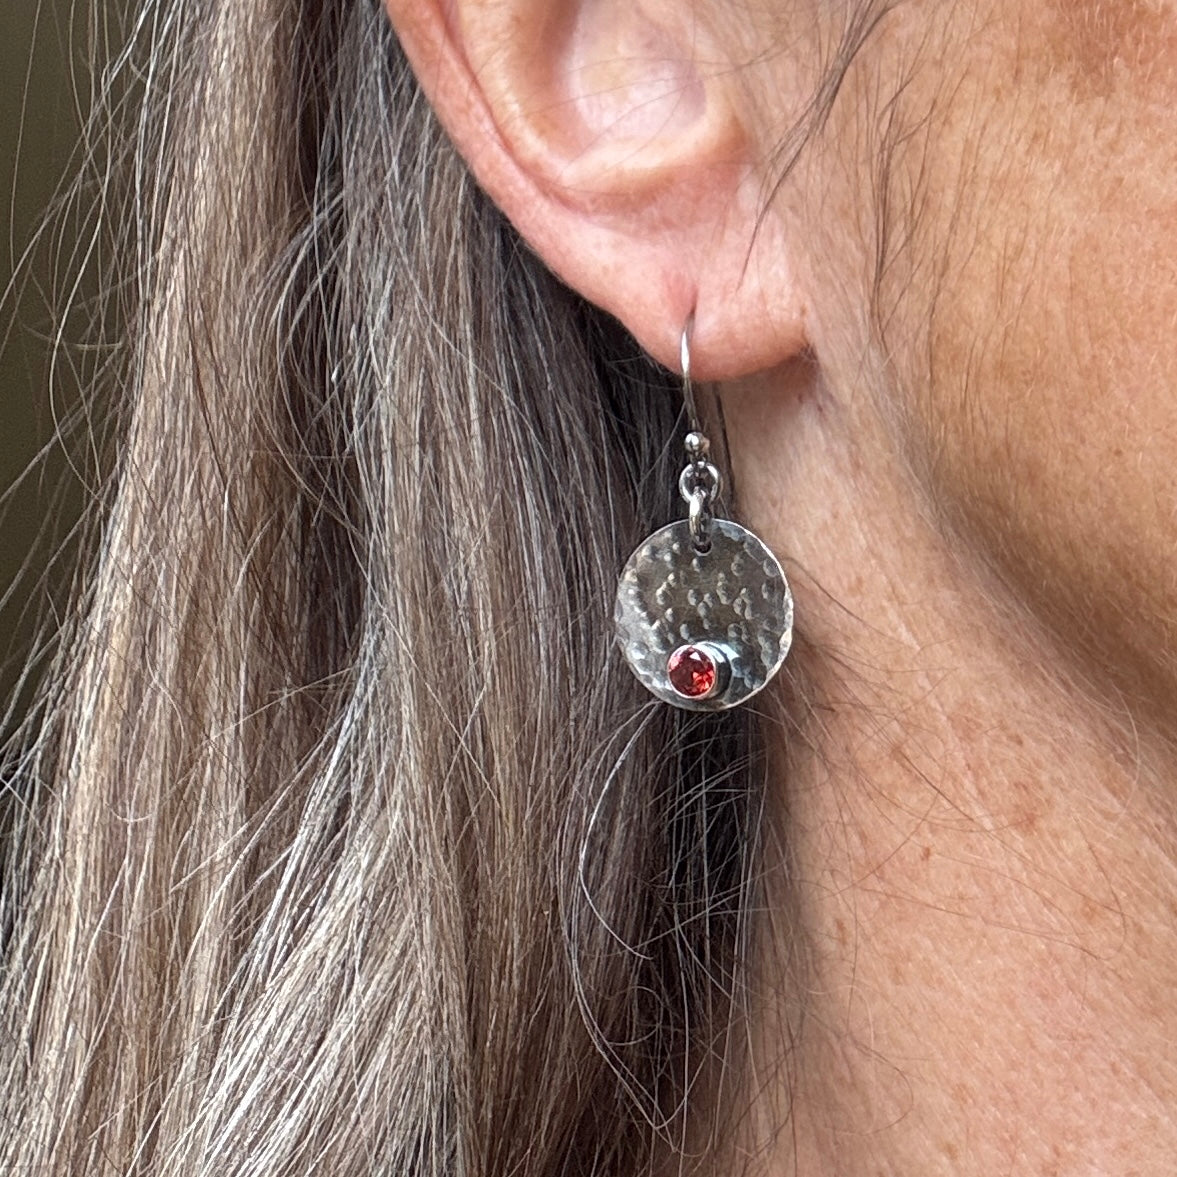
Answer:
[678,458,720,552]
[677,460,721,507]
[681,314,701,435]
[615,518,793,711]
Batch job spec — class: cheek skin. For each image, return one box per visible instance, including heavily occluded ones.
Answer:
[875,3,1177,719]
[1045,0,1177,100]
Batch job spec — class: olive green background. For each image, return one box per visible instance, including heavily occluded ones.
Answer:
[0,1,86,733]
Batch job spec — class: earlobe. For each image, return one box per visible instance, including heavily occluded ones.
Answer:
[384,0,810,380]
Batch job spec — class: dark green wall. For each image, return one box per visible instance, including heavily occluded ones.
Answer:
[0,2,88,732]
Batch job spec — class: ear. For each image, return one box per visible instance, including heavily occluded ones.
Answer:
[383,0,810,380]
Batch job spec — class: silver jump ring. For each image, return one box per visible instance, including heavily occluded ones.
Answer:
[678,461,721,506]
[688,487,713,551]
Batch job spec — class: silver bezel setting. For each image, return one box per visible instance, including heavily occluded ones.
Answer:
[615,519,793,712]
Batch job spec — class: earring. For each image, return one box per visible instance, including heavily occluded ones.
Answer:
[615,317,794,711]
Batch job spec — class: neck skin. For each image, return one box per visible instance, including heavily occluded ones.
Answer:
[723,359,1177,1175]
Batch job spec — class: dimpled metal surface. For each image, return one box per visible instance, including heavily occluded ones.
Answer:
[615,519,793,711]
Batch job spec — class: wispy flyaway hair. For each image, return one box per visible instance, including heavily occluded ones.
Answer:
[0,0,882,1172]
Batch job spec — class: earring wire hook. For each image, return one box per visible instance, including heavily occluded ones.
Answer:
[681,310,701,436]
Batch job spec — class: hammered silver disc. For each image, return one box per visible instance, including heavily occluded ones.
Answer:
[615,519,793,711]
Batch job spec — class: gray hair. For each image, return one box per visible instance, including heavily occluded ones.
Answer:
[0,0,883,1171]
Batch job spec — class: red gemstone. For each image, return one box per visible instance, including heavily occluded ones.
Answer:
[668,645,717,699]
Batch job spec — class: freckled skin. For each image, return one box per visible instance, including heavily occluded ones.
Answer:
[1047,0,1177,98]
[725,1,1177,1173]
[390,0,1177,1170]
[833,0,1177,722]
